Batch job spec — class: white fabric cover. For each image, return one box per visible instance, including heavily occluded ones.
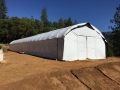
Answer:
[63,26,106,60]
[0,49,3,61]
[10,23,106,61]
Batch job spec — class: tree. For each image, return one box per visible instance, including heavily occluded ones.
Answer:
[65,17,73,27]
[73,20,78,25]
[0,0,7,19]
[41,7,49,27]
[34,19,42,33]
[110,4,120,56]
[41,7,51,32]
[58,18,64,28]
[30,15,34,21]
[0,19,9,43]
[52,22,58,29]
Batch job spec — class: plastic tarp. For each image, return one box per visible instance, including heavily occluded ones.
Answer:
[0,49,3,61]
[63,26,106,60]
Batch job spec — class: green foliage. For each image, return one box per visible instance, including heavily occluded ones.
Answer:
[0,19,9,43]
[107,42,114,56]
[40,7,53,33]
[57,17,74,29]
[41,8,48,23]
[110,4,120,56]
[65,17,73,27]
[58,18,64,28]
[102,32,114,56]
[52,22,58,29]
[73,20,78,25]
[0,17,43,43]
[0,5,77,43]
[34,19,42,33]
[41,7,48,27]
[0,0,7,19]
[0,44,2,49]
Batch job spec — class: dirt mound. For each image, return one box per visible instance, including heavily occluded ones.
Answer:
[0,71,89,90]
[0,51,120,90]
[96,62,120,85]
[71,67,120,90]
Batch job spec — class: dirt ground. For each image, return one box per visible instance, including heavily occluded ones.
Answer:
[0,51,120,90]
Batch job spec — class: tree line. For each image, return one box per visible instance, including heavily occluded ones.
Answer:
[110,4,120,56]
[0,1,77,43]
[0,16,77,43]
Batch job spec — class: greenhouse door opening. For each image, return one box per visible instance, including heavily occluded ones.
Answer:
[78,36,96,60]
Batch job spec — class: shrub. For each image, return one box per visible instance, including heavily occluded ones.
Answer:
[0,45,2,49]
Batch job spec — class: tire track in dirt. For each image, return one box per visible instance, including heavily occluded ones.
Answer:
[70,70,92,90]
[96,62,120,85]
[49,70,89,90]
[71,67,120,90]
[95,67,120,85]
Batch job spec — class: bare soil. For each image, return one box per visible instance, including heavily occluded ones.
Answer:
[0,51,120,90]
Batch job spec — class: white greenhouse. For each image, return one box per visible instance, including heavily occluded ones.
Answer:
[9,23,107,61]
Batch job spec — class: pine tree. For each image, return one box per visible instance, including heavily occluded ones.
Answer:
[66,17,73,26]
[110,4,120,56]
[41,7,49,27]
[58,18,64,28]
[40,7,51,32]
[73,20,78,25]
[0,0,7,19]
[53,22,58,29]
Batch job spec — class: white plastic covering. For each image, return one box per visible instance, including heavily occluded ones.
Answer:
[10,23,107,61]
[10,23,88,44]
[0,49,3,61]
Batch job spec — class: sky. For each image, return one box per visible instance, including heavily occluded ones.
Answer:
[6,0,120,32]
